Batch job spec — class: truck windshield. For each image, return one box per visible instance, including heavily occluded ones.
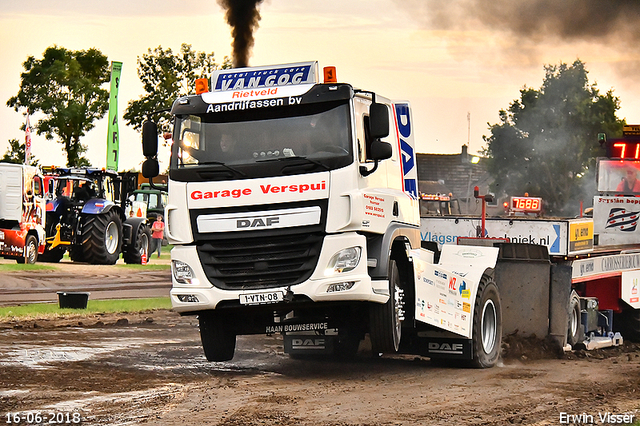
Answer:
[170,101,352,180]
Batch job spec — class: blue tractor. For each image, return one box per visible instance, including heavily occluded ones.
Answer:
[40,167,151,265]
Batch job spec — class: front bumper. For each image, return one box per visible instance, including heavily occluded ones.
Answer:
[170,232,389,313]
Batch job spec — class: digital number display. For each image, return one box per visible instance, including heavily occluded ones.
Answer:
[510,196,542,213]
[606,140,640,159]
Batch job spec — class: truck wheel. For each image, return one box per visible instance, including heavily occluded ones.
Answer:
[16,235,38,264]
[334,328,363,360]
[81,211,122,265]
[567,291,582,346]
[199,314,236,362]
[369,259,403,354]
[471,275,502,368]
[123,224,151,264]
[625,310,640,342]
[616,308,640,342]
[39,246,66,263]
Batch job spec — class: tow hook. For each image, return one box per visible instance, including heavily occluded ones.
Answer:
[284,288,294,303]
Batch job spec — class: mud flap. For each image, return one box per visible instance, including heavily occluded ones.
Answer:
[284,334,336,355]
[419,337,473,360]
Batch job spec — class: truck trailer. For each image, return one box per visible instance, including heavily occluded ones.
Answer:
[421,127,640,348]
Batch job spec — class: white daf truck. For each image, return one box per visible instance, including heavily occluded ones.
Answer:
[140,61,541,367]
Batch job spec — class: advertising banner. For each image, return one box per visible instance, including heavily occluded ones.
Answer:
[593,195,640,246]
[106,61,122,171]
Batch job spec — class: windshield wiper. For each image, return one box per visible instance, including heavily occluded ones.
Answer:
[257,156,330,171]
[194,161,247,177]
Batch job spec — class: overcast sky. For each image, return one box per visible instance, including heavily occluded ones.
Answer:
[1,0,639,171]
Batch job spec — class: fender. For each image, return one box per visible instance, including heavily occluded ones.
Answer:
[123,217,147,247]
[438,244,499,287]
[412,245,499,338]
[367,222,421,280]
[81,199,116,215]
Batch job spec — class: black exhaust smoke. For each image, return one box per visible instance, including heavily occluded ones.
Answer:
[393,0,640,79]
[218,0,265,68]
[395,0,640,46]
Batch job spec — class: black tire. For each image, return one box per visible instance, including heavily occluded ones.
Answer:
[334,328,363,360]
[199,314,236,362]
[369,259,403,354]
[567,291,582,346]
[471,275,502,368]
[123,224,151,264]
[80,210,122,265]
[39,246,66,263]
[16,235,38,264]
[69,245,86,263]
[616,308,640,342]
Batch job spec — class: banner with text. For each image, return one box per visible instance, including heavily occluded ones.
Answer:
[106,61,122,171]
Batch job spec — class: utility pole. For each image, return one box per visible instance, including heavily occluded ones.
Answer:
[467,112,471,146]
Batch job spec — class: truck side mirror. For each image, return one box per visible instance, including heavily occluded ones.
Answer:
[142,121,159,158]
[370,140,392,161]
[142,158,159,179]
[369,103,389,139]
[360,139,393,177]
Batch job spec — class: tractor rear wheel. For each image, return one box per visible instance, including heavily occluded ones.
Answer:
[81,210,122,265]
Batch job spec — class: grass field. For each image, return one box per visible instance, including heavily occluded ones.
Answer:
[0,297,172,319]
[0,245,173,271]
[0,263,58,272]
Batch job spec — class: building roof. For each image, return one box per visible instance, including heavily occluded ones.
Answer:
[416,145,493,201]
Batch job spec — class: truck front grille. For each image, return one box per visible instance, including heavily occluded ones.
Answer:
[196,230,324,289]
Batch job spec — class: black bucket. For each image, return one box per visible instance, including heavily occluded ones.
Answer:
[57,292,90,309]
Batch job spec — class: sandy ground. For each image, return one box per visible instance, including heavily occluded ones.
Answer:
[1,309,639,426]
[2,261,640,425]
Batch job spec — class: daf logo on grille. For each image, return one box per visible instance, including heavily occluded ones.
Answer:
[237,217,280,228]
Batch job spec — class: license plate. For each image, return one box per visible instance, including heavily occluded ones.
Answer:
[240,291,284,305]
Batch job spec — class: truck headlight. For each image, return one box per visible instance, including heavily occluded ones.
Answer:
[325,247,362,275]
[172,260,200,285]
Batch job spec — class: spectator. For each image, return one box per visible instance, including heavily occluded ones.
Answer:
[616,166,640,193]
[151,215,165,258]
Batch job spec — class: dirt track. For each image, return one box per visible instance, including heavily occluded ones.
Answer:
[1,309,640,426]
[0,258,171,306]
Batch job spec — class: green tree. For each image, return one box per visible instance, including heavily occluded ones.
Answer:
[482,59,624,216]
[124,44,231,134]
[1,138,39,165]
[6,46,110,167]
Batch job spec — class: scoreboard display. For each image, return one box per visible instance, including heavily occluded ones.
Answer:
[510,196,542,214]
[604,125,640,159]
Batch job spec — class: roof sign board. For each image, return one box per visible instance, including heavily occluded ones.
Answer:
[211,62,318,92]
[623,125,640,136]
